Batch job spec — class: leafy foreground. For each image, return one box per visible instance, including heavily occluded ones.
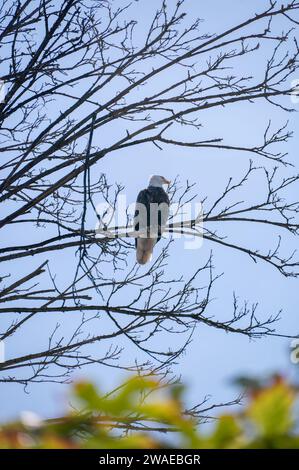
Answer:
[1,374,299,449]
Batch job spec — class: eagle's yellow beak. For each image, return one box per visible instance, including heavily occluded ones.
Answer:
[162,177,171,185]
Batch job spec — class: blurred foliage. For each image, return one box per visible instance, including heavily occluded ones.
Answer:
[0,374,299,449]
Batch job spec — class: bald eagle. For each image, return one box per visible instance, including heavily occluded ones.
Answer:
[134,175,170,265]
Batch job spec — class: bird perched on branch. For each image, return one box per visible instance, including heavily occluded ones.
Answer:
[134,175,170,265]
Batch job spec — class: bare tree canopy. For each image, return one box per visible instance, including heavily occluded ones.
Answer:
[0,0,299,391]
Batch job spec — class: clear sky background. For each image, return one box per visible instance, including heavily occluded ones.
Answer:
[0,0,298,425]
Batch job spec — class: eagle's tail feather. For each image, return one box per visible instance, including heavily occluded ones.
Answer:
[136,238,155,265]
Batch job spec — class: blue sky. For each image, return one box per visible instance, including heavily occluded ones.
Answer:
[0,0,298,425]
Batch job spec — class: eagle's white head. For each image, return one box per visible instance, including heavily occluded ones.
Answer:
[148,175,171,188]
